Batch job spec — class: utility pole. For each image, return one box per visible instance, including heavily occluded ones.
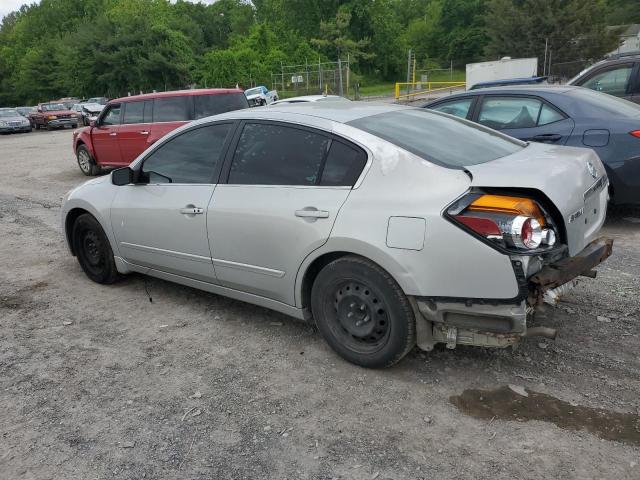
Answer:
[346,53,350,97]
[338,58,344,97]
[407,49,412,96]
[543,38,548,76]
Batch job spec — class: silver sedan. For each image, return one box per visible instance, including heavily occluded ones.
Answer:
[61,103,612,367]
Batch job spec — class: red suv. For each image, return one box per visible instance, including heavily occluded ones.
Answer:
[72,89,248,175]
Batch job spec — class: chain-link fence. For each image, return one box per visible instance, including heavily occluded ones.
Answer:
[548,60,589,83]
[270,60,350,98]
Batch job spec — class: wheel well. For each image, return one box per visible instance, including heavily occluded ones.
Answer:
[65,208,90,256]
[75,140,86,154]
[300,251,354,309]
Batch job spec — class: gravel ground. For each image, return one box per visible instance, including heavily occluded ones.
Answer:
[1,129,639,479]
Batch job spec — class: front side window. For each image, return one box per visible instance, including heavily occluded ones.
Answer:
[430,98,473,119]
[153,97,190,122]
[123,101,144,124]
[141,123,232,184]
[579,65,633,96]
[194,93,248,119]
[101,104,121,126]
[228,123,329,185]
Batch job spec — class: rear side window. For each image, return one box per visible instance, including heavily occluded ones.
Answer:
[478,97,565,129]
[194,93,248,119]
[321,141,367,186]
[153,97,190,122]
[123,101,144,124]
[141,124,231,184]
[228,123,329,185]
[430,98,473,119]
[348,109,523,168]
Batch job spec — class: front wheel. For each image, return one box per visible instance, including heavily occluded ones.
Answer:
[311,256,416,368]
[76,145,100,176]
[72,213,121,284]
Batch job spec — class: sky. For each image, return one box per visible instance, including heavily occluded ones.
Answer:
[0,0,219,22]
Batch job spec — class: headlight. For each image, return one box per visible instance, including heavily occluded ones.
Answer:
[23,119,29,125]
[0,121,7,126]
[48,115,57,120]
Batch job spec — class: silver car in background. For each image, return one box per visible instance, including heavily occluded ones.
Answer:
[61,103,612,368]
[0,108,32,133]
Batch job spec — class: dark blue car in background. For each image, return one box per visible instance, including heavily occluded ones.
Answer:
[423,85,640,205]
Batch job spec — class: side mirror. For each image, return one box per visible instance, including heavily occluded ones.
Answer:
[112,167,134,186]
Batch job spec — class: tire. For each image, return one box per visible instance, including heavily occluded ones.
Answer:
[46,123,52,131]
[34,122,40,130]
[72,123,78,129]
[311,255,416,368]
[72,213,121,284]
[76,144,100,176]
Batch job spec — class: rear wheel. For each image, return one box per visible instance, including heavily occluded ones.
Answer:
[72,213,121,284]
[46,123,52,131]
[76,145,100,176]
[311,255,416,368]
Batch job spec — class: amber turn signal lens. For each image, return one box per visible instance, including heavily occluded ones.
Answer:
[467,195,546,226]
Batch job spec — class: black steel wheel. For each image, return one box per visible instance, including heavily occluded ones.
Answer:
[311,255,416,368]
[72,213,121,284]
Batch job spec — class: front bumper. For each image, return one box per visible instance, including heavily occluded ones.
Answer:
[48,119,77,127]
[412,236,614,350]
[0,124,31,132]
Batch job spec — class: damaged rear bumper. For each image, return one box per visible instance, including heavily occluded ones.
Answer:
[411,237,613,351]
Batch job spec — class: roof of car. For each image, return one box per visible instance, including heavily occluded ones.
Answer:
[110,88,244,103]
[215,101,411,124]
[423,85,584,104]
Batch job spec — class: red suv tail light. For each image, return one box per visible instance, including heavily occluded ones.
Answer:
[630,130,640,138]
[448,194,557,252]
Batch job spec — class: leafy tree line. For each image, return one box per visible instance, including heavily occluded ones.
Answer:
[0,0,632,105]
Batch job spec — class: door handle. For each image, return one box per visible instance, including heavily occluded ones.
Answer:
[180,207,204,215]
[530,133,562,143]
[109,132,117,136]
[295,208,329,219]
[139,131,149,135]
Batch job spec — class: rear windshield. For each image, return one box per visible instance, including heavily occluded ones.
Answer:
[567,87,640,118]
[348,109,524,168]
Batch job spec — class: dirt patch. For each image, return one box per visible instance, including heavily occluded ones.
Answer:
[451,385,640,446]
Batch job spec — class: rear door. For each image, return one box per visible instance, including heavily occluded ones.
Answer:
[111,122,234,282]
[148,96,191,144]
[475,95,574,145]
[207,121,367,305]
[91,103,123,166]
[118,100,154,164]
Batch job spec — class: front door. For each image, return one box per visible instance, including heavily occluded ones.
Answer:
[208,121,367,305]
[118,100,154,165]
[92,103,123,165]
[476,95,575,145]
[111,122,234,282]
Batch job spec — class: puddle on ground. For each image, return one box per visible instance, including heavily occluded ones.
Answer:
[450,386,640,446]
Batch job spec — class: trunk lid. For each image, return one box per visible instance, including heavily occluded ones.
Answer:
[465,142,608,255]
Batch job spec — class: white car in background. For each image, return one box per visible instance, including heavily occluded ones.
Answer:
[244,86,278,106]
[271,95,350,105]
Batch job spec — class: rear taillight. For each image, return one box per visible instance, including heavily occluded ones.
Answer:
[449,194,557,252]
[630,130,640,138]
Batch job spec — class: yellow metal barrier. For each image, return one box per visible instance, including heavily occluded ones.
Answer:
[395,81,466,100]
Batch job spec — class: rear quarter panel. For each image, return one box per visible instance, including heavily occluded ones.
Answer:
[296,124,521,305]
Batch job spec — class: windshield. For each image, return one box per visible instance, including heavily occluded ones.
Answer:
[0,109,19,117]
[42,103,65,111]
[348,109,525,168]
[245,88,262,96]
[568,87,640,118]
